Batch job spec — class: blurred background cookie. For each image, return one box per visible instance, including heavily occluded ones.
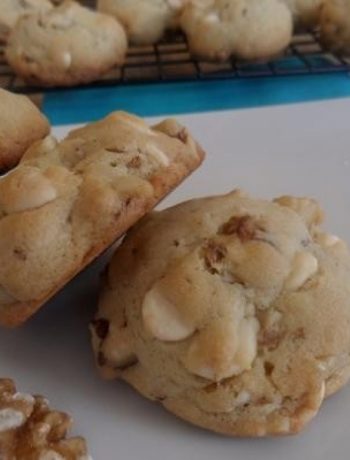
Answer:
[0,0,52,43]
[5,0,127,87]
[0,89,50,173]
[0,378,89,459]
[282,0,324,28]
[320,0,350,55]
[180,0,293,61]
[92,190,350,436]
[97,0,187,45]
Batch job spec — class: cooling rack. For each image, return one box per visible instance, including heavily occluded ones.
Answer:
[0,6,349,96]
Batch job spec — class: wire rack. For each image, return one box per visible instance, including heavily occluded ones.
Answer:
[0,27,349,95]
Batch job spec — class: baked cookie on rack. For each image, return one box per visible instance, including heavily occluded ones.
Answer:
[282,0,324,27]
[92,190,350,436]
[0,111,204,327]
[320,0,350,55]
[0,0,52,43]
[0,89,50,173]
[0,378,90,459]
[97,0,187,45]
[5,0,127,87]
[180,0,293,61]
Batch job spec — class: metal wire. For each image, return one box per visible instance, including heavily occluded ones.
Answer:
[0,26,349,95]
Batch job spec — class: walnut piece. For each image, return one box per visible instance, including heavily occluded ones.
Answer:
[219,215,262,242]
[0,379,89,460]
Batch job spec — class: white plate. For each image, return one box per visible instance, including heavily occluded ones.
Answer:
[1,99,350,459]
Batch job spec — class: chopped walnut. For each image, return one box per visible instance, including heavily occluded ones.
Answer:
[176,128,189,144]
[127,156,142,168]
[202,241,227,274]
[91,318,110,340]
[0,379,89,460]
[219,215,262,242]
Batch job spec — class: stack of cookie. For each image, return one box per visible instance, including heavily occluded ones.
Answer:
[0,87,204,458]
[1,0,350,88]
[1,87,350,454]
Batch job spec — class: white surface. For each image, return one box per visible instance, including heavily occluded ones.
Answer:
[1,99,350,459]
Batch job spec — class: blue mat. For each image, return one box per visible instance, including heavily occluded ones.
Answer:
[43,73,350,125]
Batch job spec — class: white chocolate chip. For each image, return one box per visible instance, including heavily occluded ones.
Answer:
[320,381,326,400]
[233,318,259,371]
[192,365,218,381]
[146,143,170,167]
[39,451,65,460]
[220,271,235,283]
[41,136,58,151]
[316,233,341,248]
[294,381,325,426]
[204,12,220,23]
[0,408,25,432]
[317,362,327,372]
[285,252,318,290]
[260,402,281,415]
[278,417,291,433]
[103,329,136,368]
[22,136,58,162]
[235,390,251,406]
[62,51,72,68]
[0,167,57,214]
[184,317,258,381]
[184,344,223,381]
[12,392,35,404]
[142,288,195,341]
[167,0,184,10]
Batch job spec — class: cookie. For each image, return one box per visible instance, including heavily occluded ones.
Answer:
[180,0,293,61]
[92,190,350,436]
[0,112,204,327]
[0,0,52,43]
[5,0,128,87]
[97,0,187,45]
[0,378,90,459]
[0,89,50,173]
[282,0,324,27]
[320,0,350,55]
